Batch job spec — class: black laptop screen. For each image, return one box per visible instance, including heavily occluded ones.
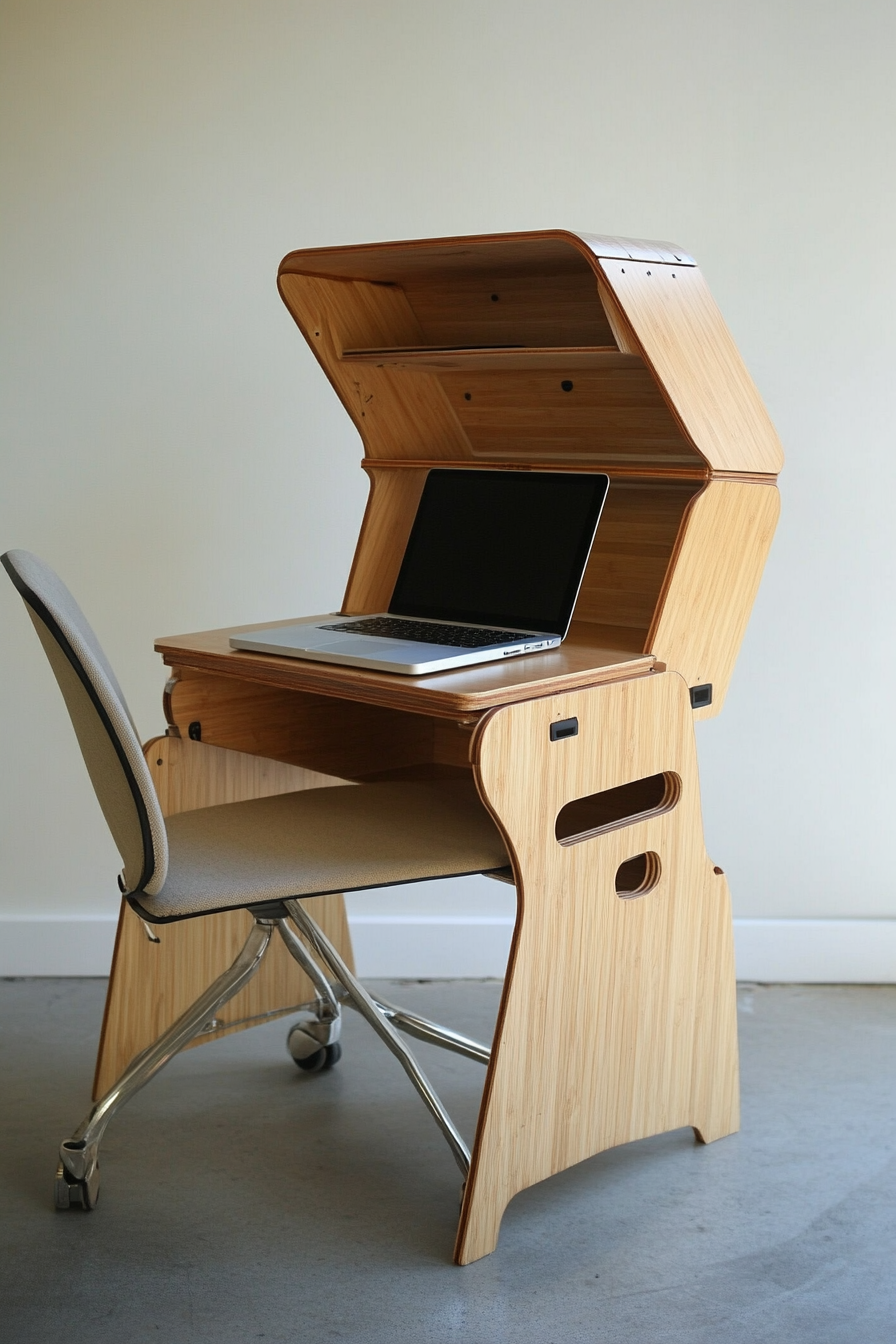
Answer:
[389,469,609,636]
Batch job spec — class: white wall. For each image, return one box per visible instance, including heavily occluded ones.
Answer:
[2,0,895,977]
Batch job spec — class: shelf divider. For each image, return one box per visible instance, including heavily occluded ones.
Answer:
[339,345,642,372]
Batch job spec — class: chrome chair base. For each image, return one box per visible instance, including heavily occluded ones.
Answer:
[56,901,493,1208]
[55,1156,100,1210]
[56,917,275,1210]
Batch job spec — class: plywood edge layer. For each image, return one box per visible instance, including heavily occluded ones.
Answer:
[359,459,779,482]
[359,457,704,478]
[359,458,776,484]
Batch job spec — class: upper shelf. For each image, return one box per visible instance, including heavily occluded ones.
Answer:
[340,345,643,372]
[278,229,784,476]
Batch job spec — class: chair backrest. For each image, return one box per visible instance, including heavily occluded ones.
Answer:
[2,549,168,896]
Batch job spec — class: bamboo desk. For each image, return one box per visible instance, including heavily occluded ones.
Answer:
[93,229,782,1265]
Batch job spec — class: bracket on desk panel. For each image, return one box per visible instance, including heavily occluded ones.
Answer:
[550,717,579,742]
[163,674,182,737]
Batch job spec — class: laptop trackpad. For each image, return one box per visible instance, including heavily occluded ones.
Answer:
[309,637,424,659]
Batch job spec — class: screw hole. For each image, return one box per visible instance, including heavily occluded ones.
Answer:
[561,380,574,392]
[464,392,472,401]
[490,293,499,301]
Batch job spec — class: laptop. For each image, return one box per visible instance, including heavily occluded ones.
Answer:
[230,468,609,675]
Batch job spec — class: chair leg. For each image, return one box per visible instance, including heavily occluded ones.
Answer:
[55,917,275,1211]
[276,918,343,1066]
[276,918,490,1066]
[283,899,471,1177]
[369,995,490,1065]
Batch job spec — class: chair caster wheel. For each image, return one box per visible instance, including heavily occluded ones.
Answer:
[288,1020,341,1071]
[294,1042,342,1073]
[55,1160,100,1210]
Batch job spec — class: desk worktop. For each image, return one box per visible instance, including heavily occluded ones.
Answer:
[156,618,656,719]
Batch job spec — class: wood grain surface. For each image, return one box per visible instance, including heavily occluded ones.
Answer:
[455,670,739,1263]
[597,259,784,475]
[163,669,480,780]
[278,272,470,463]
[648,479,781,715]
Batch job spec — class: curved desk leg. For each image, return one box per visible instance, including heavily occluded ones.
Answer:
[456,670,739,1265]
[92,736,354,1100]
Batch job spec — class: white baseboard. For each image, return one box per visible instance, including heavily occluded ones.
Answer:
[731,918,896,984]
[0,917,118,977]
[349,916,896,981]
[348,916,516,979]
[2,915,896,983]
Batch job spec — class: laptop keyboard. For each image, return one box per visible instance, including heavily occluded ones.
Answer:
[317,617,530,648]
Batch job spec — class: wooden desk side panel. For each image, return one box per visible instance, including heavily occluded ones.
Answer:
[343,464,427,613]
[93,737,354,1099]
[648,480,781,717]
[598,259,785,476]
[456,672,739,1263]
[278,273,471,462]
[575,478,700,632]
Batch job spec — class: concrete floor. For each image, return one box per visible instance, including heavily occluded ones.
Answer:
[1,978,894,1344]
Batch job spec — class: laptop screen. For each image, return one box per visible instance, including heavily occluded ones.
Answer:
[389,469,609,636]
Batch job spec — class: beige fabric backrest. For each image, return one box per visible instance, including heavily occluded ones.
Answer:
[2,550,168,896]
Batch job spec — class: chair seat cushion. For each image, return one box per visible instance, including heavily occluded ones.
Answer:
[132,779,510,921]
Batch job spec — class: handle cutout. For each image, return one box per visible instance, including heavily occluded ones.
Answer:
[555,771,680,847]
[616,852,661,898]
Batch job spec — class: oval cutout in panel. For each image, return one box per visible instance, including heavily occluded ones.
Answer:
[616,852,661,898]
[555,771,680,847]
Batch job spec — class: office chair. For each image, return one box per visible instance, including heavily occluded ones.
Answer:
[2,549,509,1211]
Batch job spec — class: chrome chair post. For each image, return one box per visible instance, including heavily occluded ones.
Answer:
[276,916,344,1060]
[276,917,341,1023]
